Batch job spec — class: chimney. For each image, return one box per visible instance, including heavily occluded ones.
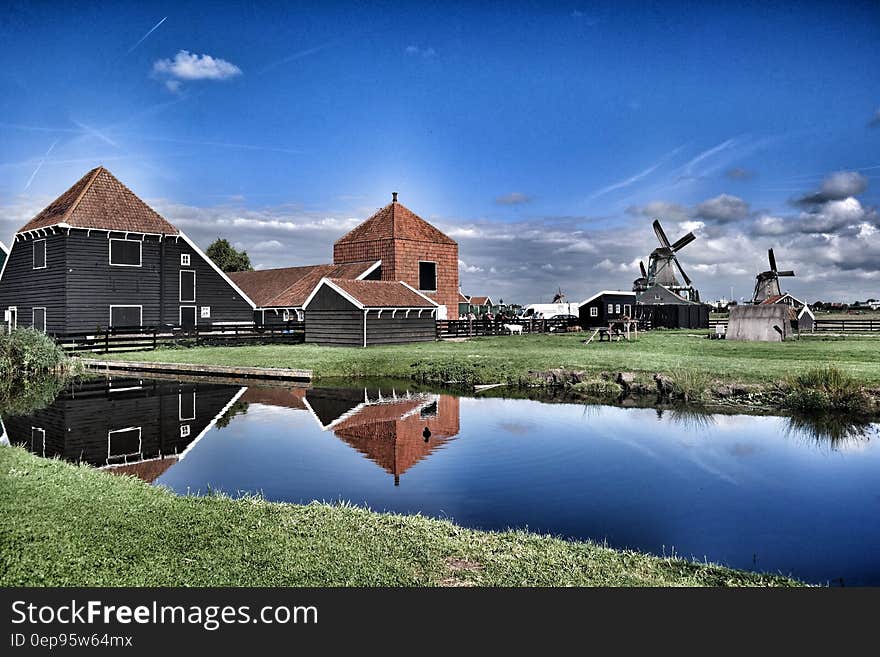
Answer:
[392,191,398,203]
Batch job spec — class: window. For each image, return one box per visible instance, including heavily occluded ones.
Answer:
[180,425,191,438]
[420,401,439,418]
[32,307,46,332]
[108,427,142,460]
[282,309,290,322]
[615,304,621,314]
[624,304,632,317]
[31,427,45,456]
[33,239,46,269]
[418,261,437,291]
[200,306,211,319]
[109,239,142,267]
[180,270,196,302]
[590,306,598,317]
[607,303,614,314]
[179,391,196,421]
[110,306,142,327]
[180,253,191,266]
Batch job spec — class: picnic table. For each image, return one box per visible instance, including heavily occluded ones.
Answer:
[582,318,639,345]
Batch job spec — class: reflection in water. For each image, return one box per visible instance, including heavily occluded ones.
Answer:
[2,377,246,482]
[4,376,880,584]
[241,387,460,485]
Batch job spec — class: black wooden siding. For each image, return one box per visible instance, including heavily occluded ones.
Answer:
[0,234,67,333]
[304,284,436,347]
[0,230,253,334]
[578,293,636,328]
[4,378,244,467]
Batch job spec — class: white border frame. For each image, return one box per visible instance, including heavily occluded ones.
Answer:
[109,305,143,327]
[107,426,142,460]
[417,260,438,292]
[179,390,196,421]
[109,238,142,267]
[32,306,46,332]
[31,426,46,456]
[179,305,197,328]
[32,238,47,270]
[7,306,16,331]
[179,269,196,303]
[180,253,191,266]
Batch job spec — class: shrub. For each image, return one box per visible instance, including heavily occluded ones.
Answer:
[666,368,712,403]
[783,366,871,414]
[0,328,66,378]
[571,380,623,399]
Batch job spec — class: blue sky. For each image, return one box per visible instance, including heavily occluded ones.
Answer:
[1,1,878,302]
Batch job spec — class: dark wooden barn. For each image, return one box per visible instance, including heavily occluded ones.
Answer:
[636,284,709,329]
[2,377,246,481]
[302,277,438,346]
[0,167,255,334]
[578,291,637,328]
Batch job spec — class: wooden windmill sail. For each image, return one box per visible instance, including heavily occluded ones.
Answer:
[632,219,701,302]
[752,248,795,303]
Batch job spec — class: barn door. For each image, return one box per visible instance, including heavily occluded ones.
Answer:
[180,306,197,330]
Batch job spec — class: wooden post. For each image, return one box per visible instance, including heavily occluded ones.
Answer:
[104,329,109,354]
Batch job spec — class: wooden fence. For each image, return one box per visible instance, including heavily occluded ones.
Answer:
[55,322,305,354]
[436,317,580,338]
[708,317,880,333]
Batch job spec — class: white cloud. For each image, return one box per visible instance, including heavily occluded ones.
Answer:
[495,192,531,205]
[695,194,750,222]
[796,171,868,205]
[405,45,436,58]
[152,50,242,91]
[458,259,484,273]
[253,239,284,250]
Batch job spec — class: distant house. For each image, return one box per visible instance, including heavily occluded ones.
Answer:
[231,193,460,321]
[760,293,814,332]
[578,291,636,328]
[0,167,254,334]
[458,291,471,317]
[467,296,494,317]
[636,283,709,329]
[302,278,439,347]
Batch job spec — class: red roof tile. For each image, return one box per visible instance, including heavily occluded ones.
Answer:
[324,278,437,308]
[18,167,179,235]
[468,296,492,305]
[229,261,377,308]
[760,294,785,305]
[334,198,455,245]
[458,292,470,303]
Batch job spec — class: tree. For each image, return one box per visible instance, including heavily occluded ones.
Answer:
[206,238,253,273]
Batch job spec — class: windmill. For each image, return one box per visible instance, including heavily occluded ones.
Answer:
[752,248,794,304]
[632,219,700,302]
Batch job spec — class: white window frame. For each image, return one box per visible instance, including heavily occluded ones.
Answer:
[109,305,143,328]
[615,304,621,314]
[418,260,438,292]
[179,391,196,421]
[109,238,142,267]
[607,303,614,314]
[282,309,290,322]
[179,305,197,327]
[179,270,196,303]
[624,304,632,316]
[180,253,191,266]
[31,427,45,456]
[32,307,46,332]
[33,239,47,270]
[107,426,142,460]
[180,424,191,438]
[590,306,598,317]
[7,306,17,331]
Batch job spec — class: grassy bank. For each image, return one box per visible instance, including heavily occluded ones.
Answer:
[103,331,880,387]
[0,447,800,587]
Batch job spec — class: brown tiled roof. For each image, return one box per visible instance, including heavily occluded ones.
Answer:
[760,294,785,305]
[335,198,456,245]
[468,296,491,305]
[18,167,179,235]
[325,278,437,308]
[241,386,308,410]
[458,292,470,303]
[105,456,178,483]
[229,261,377,308]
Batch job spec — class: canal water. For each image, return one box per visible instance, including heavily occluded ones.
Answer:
[3,375,879,585]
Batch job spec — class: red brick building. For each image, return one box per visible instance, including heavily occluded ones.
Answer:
[333,193,459,319]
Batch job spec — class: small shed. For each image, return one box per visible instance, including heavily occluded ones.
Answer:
[636,284,709,329]
[578,291,637,328]
[798,305,815,332]
[302,277,438,347]
[727,304,793,341]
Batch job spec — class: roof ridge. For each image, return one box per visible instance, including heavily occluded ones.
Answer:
[60,166,104,225]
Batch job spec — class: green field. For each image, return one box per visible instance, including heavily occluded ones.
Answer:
[103,331,880,387]
[0,447,801,587]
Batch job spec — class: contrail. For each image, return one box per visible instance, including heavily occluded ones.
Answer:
[24,140,58,191]
[259,41,337,74]
[127,16,167,53]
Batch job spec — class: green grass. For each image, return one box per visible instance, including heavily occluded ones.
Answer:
[0,447,800,587]
[102,331,880,387]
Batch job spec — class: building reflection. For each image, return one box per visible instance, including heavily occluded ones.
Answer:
[243,386,462,484]
[2,377,246,482]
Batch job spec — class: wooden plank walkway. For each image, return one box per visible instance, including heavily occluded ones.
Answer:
[80,359,312,382]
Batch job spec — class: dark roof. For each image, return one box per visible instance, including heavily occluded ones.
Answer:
[229,261,377,308]
[18,167,179,235]
[323,278,438,308]
[335,198,456,246]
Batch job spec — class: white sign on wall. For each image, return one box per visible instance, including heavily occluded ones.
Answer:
[200,306,211,319]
